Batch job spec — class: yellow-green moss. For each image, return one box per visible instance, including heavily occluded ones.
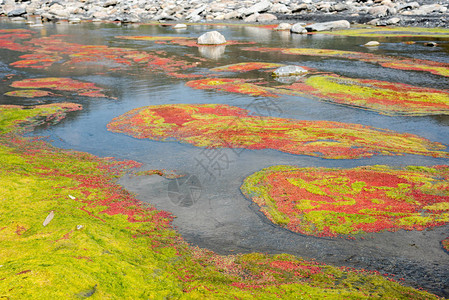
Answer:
[0,104,440,299]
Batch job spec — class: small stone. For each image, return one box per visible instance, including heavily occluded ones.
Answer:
[270,3,290,14]
[173,23,187,29]
[244,13,259,23]
[69,18,81,24]
[368,5,389,17]
[366,18,380,26]
[274,23,292,31]
[332,3,348,12]
[43,211,55,227]
[291,3,309,13]
[76,225,84,230]
[197,31,226,45]
[273,65,308,77]
[305,20,350,32]
[291,23,307,34]
[364,41,380,47]
[386,17,401,25]
[256,13,277,22]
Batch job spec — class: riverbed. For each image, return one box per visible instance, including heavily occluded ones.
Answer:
[1,19,448,296]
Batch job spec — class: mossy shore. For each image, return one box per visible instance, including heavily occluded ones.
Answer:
[0,104,442,299]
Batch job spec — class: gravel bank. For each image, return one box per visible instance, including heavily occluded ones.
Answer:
[1,0,448,28]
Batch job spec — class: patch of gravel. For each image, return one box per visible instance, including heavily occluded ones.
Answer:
[1,0,448,28]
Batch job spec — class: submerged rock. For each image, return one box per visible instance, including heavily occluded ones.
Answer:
[197,31,226,45]
[272,65,308,77]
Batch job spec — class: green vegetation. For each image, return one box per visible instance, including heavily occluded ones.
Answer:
[0,104,441,299]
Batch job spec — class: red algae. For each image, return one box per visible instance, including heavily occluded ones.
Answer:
[242,47,449,77]
[186,78,278,97]
[115,36,255,47]
[107,104,449,159]
[211,62,285,72]
[4,90,57,98]
[114,36,189,41]
[275,74,449,116]
[10,54,63,69]
[10,77,110,98]
[3,35,202,74]
[241,165,449,237]
[442,237,449,252]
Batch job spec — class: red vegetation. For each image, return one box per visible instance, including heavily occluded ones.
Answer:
[241,165,449,236]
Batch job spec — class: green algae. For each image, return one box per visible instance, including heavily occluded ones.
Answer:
[242,47,449,77]
[0,104,441,299]
[274,74,449,116]
[319,26,449,39]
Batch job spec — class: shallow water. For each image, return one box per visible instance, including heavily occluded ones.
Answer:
[1,19,449,296]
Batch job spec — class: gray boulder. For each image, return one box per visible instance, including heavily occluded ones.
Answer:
[244,13,259,23]
[305,20,350,32]
[274,23,292,31]
[197,31,226,45]
[291,23,307,34]
[186,4,206,20]
[173,23,187,29]
[331,3,349,12]
[7,7,26,17]
[368,5,389,17]
[386,17,401,25]
[270,3,290,14]
[291,3,310,13]
[256,13,277,22]
[242,0,272,16]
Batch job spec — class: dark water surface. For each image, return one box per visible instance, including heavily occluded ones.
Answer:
[1,19,449,296]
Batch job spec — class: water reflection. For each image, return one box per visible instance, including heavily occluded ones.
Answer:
[242,26,272,42]
[198,45,226,60]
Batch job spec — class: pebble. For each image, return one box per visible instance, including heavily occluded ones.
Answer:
[364,41,380,47]
[173,23,187,29]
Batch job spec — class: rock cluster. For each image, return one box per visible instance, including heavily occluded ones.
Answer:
[1,0,448,28]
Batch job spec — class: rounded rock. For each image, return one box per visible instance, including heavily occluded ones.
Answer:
[173,23,187,29]
[364,41,380,47]
[273,65,308,77]
[274,23,292,31]
[291,23,307,34]
[197,31,226,45]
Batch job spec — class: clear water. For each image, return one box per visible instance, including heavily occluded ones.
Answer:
[1,19,449,295]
